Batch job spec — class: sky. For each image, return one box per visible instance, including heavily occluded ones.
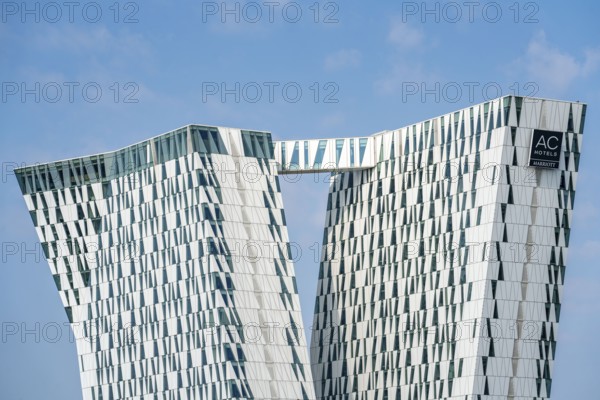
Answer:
[1,0,599,398]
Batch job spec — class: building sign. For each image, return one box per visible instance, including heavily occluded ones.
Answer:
[529,129,563,169]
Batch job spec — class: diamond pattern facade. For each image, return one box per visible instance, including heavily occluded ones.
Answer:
[15,96,586,399]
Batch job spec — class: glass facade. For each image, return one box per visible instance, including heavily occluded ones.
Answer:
[15,96,586,400]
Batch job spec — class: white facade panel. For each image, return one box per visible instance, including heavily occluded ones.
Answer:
[15,96,586,399]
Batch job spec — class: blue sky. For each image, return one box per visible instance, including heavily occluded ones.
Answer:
[1,1,599,398]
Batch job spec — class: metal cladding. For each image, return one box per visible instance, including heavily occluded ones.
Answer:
[16,96,586,399]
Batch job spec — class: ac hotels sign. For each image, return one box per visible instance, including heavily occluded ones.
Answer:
[529,129,564,169]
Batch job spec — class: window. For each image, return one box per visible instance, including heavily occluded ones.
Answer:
[314,140,327,169]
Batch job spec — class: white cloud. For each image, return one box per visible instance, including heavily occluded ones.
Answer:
[324,49,361,71]
[582,48,600,75]
[22,25,156,83]
[374,18,433,95]
[512,31,600,94]
[388,19,424,48]
[28,25,153,69]
[36,26,146,52]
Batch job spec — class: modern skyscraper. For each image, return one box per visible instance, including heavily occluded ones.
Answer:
[15,127,315,400]
[16,96,586,399]
[296,97,585,399]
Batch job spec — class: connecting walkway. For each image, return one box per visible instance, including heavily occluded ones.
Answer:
[273,136,379,174]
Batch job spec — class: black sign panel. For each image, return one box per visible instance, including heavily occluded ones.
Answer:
[529,129,563,169]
